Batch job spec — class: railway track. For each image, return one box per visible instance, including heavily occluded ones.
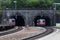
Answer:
[0,26,54,40]
[0,27,22,36]
[23,27,54,40]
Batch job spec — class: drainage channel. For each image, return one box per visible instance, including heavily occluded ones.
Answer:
[23,27,54,40]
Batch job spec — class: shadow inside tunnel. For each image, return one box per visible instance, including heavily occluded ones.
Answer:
[34,15,50,27]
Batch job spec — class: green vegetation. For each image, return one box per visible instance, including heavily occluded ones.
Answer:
[0,0,54,9]
[0,0,60,9]
[55,26,60,28]
[54,0,60,3]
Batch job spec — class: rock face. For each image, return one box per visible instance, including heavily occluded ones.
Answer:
[5,10,56,26]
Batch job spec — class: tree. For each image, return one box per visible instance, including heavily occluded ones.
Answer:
[1,0,54,9]
[25,0,54,8]
[1,0,12,8]
[54,0,60,3]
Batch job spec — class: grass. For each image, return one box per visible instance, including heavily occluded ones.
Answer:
[54,26,60,28]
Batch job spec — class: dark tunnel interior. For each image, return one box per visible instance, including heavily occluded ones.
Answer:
[11,15,25,26]
[34,16,50,26]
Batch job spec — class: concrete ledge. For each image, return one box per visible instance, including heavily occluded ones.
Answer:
[36,28,59,40]
[56,23,60,26]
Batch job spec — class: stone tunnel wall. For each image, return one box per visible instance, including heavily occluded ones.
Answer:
[5,10,56,26]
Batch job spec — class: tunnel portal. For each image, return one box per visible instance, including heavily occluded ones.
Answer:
[11,15,25,26]
[34,16,50,26]
[5,10,56,26]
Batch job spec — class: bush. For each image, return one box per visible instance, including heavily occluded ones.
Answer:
[1,0,54,9]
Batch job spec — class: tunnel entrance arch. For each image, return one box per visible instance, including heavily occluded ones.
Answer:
[34,15,50,26]
[10,13,25,26]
